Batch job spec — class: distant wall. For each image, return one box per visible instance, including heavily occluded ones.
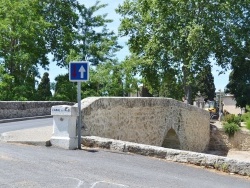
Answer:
[223,95,242,114]
[0,101,75,119]
[80,97,210,152]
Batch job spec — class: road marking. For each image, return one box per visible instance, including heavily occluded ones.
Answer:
[63,177,84,188]
[90,180,129,188]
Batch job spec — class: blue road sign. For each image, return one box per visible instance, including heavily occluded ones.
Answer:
[69,61,89,82]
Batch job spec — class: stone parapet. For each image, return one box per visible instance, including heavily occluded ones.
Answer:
[80,97,210,152]
[0,101,75,119]
[83,136,250,176]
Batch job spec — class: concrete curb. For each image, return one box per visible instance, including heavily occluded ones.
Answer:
[0,132,52,147]
[0,115,52,124]
[1,140,51,146]
[83,136,250,177]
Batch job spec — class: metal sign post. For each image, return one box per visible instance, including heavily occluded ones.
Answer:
[77,82,82,149]
[69,61,89,149]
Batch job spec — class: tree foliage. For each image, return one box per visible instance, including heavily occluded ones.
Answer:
[0,65,13,100]
[224,1,250,108]
[75,1,122,65]
[53,74,77,102]
[0,0,124,101]
[194,65,216,101]
[37,72,52,101]
[52,1,126,100]
[116,0,249,103]
[39,0,79,67]
[0,0,48,100]
[0,0,80,100]
[81,61,124,98]
[225,61,250,108]
[52,61,127,102]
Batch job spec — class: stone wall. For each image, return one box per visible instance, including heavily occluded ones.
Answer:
[80,97,210,152]
[0,101,75,119]
[209,125,250,152]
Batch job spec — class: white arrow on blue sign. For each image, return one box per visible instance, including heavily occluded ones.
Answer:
[69,61,89,82]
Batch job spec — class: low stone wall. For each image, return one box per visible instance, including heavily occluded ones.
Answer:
[209,125,250,152]
[233,130,250,150]
[80,97,210,152]
[0,101,75,119]
[83,136,250,176]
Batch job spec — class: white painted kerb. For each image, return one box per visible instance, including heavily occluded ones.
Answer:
[50,105,78,149]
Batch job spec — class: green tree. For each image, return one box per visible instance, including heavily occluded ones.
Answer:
[224,1,250,108]
[53,61,125,101]
[84,60,124,97]
[0,0,49,100]
[0,65,13,100]
[225,61,250,108]
[40,0,79,67]
[0,0,79,100]
[116,0,247,103]
[0,0,133,101]
[194,65,216,101]
[53,1,125,99]
[75,1,121,65]
[53,74,77,102]
[36,72,52,101]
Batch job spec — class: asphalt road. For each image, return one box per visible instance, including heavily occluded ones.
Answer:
[0,118,52,133]
[0,141,249,188]
[0,119,250,187]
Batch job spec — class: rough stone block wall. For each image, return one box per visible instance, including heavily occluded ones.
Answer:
[80,97,210,152]
[0,101,75,119]
[233,130,250,150]
[209,125,250,151]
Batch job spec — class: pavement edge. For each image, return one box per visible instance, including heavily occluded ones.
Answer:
[0,132,52,147]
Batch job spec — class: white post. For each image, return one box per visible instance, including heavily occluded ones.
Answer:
[50,105,79,149]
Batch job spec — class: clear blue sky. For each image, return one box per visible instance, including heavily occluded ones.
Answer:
[41,0,230,92]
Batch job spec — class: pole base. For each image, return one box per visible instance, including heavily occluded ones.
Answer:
[50,136,78,150]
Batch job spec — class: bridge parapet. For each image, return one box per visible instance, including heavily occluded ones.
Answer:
[80,97,210,152]
[0,101,74,119]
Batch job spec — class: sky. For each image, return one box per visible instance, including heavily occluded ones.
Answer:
[41,0,230,92]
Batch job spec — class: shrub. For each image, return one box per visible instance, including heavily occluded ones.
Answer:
[246,119,250,130]
[242,112,250,122]
[233,116,241,126]
[223,114,241,126]
[223,114,235,123]
[223,122,240,137]
[246,105,250,112]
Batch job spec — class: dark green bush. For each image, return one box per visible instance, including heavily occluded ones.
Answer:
[223,122,240,137]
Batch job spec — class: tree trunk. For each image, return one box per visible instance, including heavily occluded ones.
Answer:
[182,65,193,104]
